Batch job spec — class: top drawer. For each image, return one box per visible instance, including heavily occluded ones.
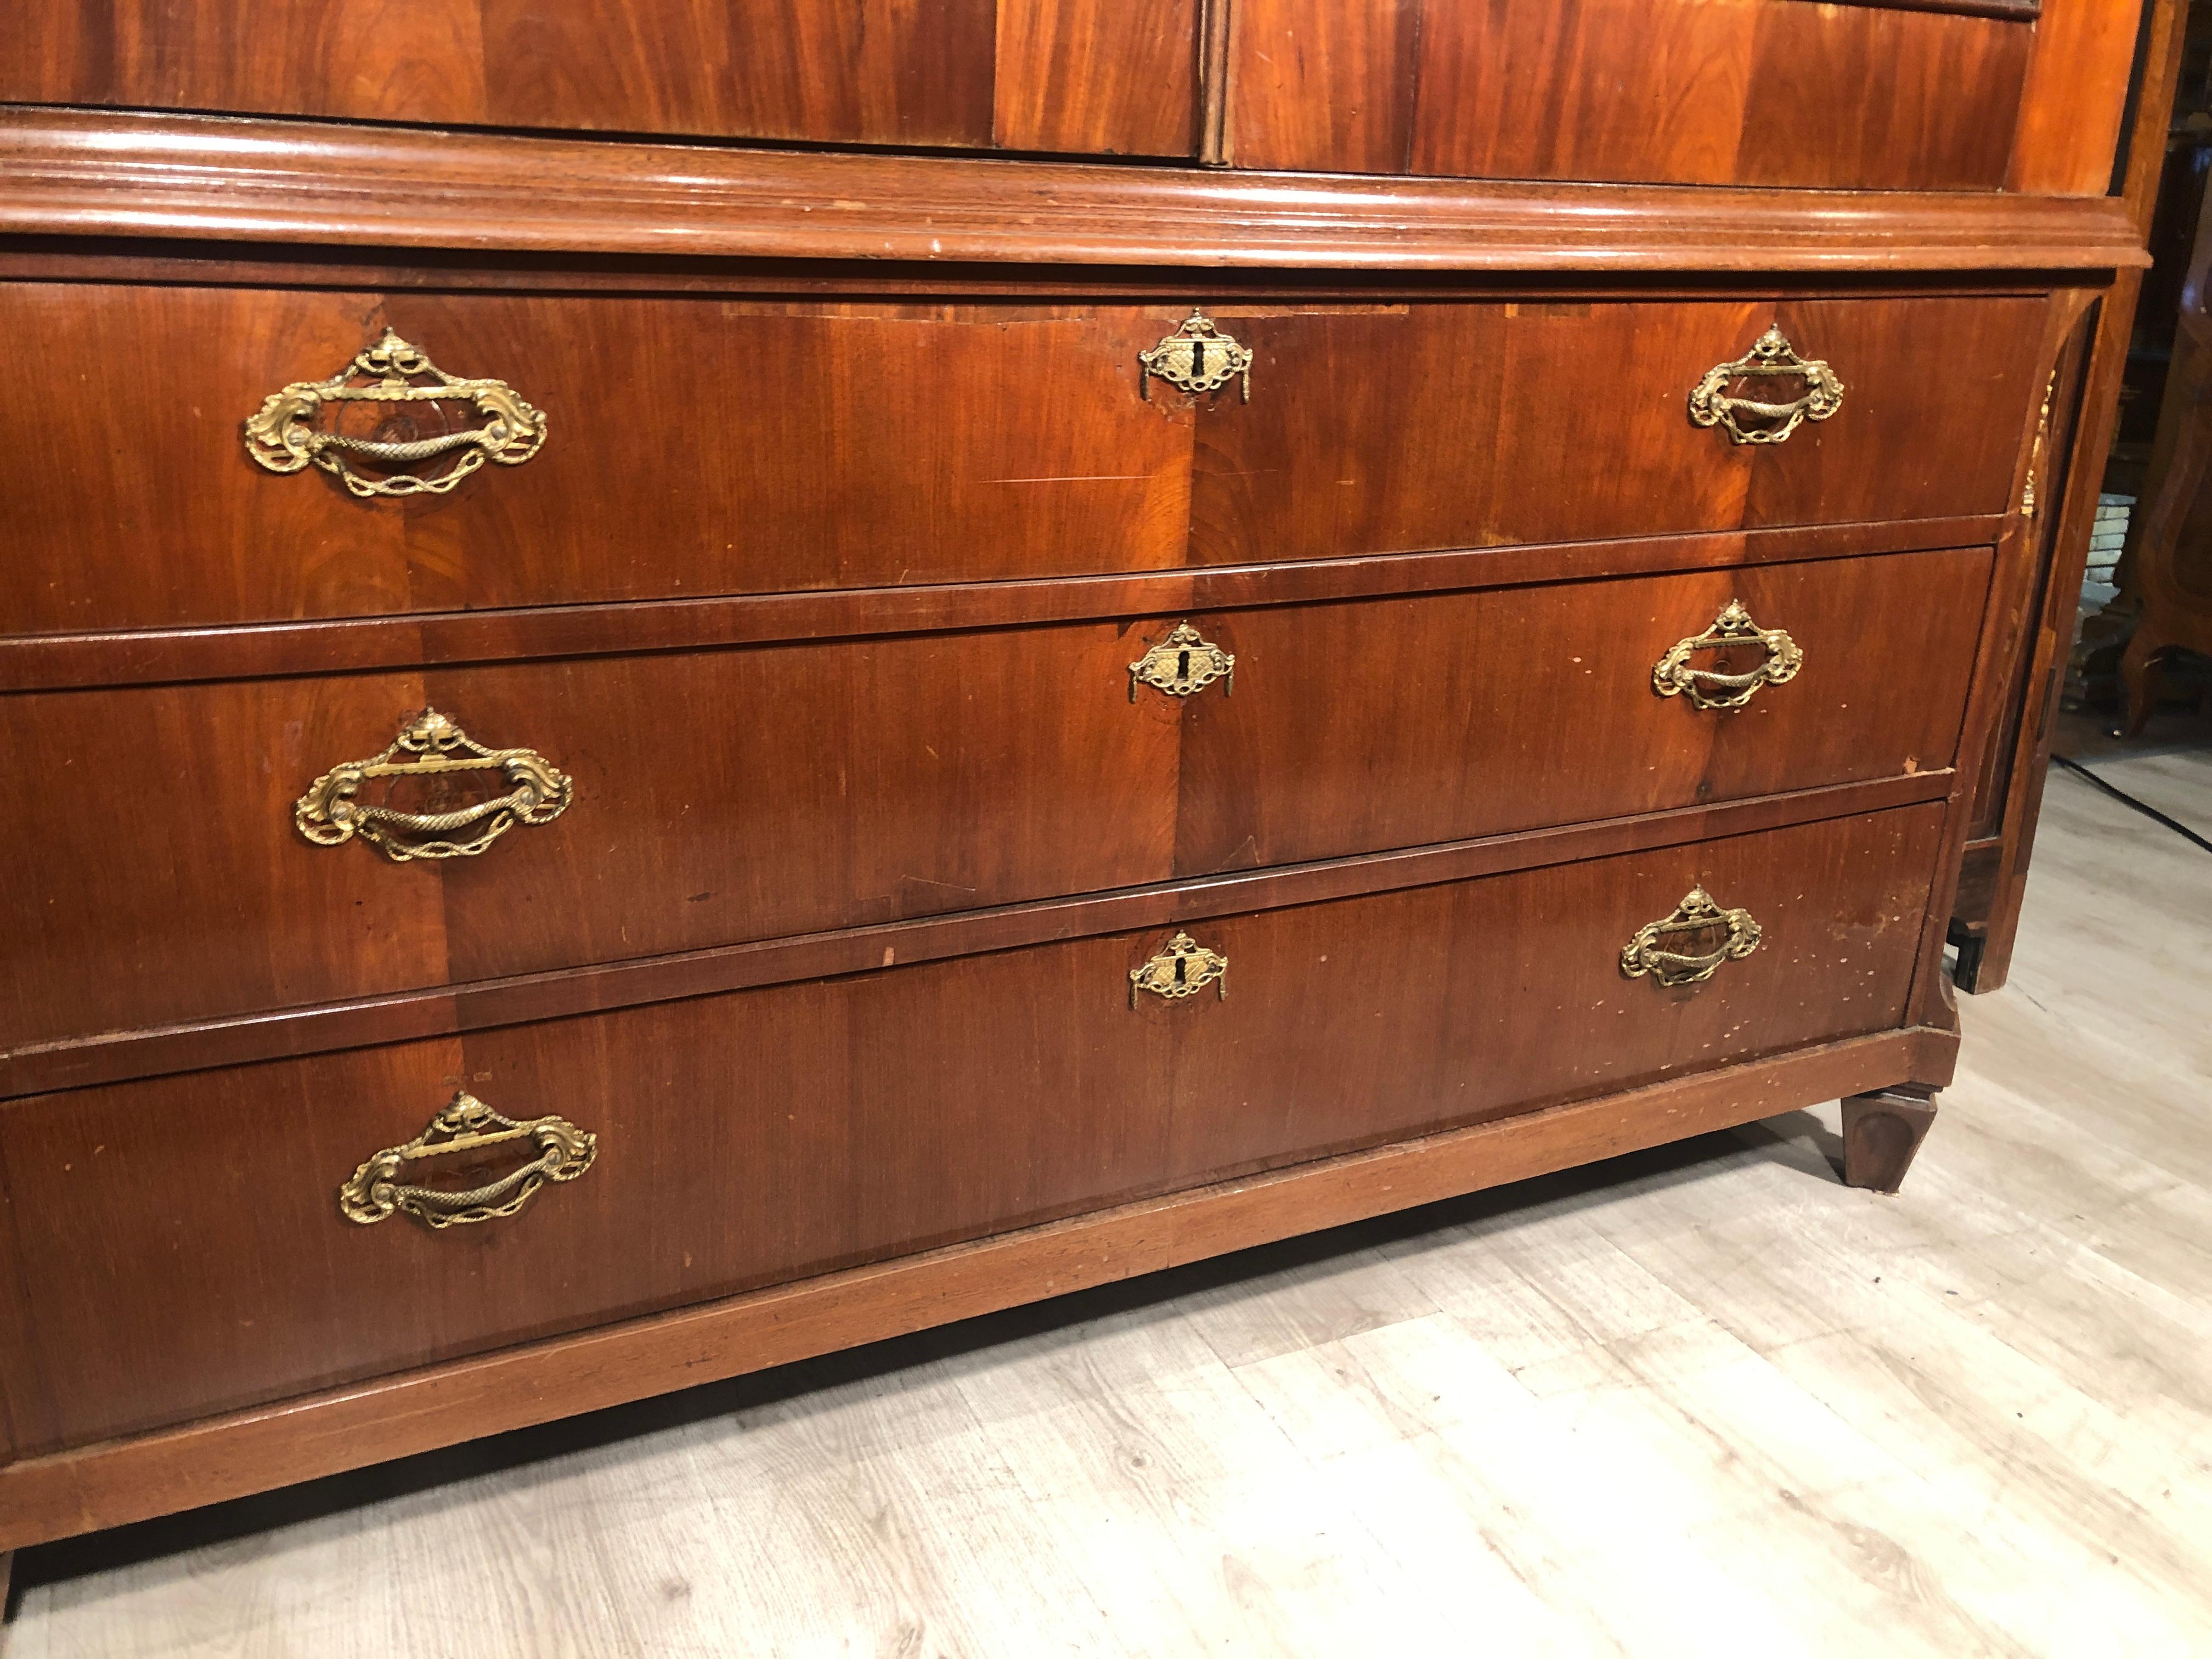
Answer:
[0,2,1203,160]
[1228,0,2137,195]
[9,287,2048,636]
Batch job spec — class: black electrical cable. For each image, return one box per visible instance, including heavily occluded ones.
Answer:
[2050,753,2212,856]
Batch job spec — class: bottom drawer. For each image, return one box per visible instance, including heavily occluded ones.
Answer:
[0,805,1943,1452]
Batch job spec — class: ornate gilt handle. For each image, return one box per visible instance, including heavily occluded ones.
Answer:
[1688,326,1844,445]
[340,1091,597,1229]
[1652,600,1803,712]
[1621,887,1763,988]
[1131,932,1228,1008]
[1139,309,1253,402]
[296,708,573,862]
[245,328,546,498]
[1130,622,1235,701]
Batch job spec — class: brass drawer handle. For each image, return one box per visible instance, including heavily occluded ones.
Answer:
[245,329,547,498]
[296,708,574,862]
[1131,932,1228,1007]
[1652,600,1802,712]
[1139,309,1253,402]
[340,1091,597,1230]
[1688,326,1843,445]
[1621,887,1763,988]
[1130,621,1235,701]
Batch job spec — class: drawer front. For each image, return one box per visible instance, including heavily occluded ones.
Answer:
[1192,297,2049,566]
[7,288,2039,635]
[0,2,1200,159]
[2,548,1984,1051]
[0,804,1940,1451]
[1228,0,2092,192]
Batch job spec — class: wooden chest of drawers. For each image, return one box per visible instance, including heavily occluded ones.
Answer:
[0,0,2174,1553]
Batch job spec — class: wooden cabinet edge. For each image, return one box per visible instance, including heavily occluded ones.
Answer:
[0,110,2151,272]
[0,1022,1956,1552]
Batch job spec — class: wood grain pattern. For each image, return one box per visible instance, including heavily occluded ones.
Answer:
[0,287,1193,635]
[0,771,1956,1103]
[0,109,2154,271]
[1166,806,1945,1184]
[0,1,1196,159]
[0,516,2007,695]
[1224,0,1418,178]
[0,285,2041,637]
[1737,2,2032,190]
[477,0,996,150]
[2007,0,2146,195]
[0,806,1942,1458]
[0,1020,1956,1550]
[1407,0,1757,187]
[0,550,1985,1056]
[994,0,1200,156]
[1192,297,2049,566]
[1230,0,2038,189]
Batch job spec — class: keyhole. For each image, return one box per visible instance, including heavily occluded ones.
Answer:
[1176,648,1192,681]
[1191,340,1206,379]
[1174,957,1189,988]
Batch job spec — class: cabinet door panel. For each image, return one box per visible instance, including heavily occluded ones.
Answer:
[0,2,1202,159]
[1229,0,2045,190]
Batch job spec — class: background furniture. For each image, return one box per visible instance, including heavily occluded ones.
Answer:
[2122,135,2212,731]
[0,0,2176,1561]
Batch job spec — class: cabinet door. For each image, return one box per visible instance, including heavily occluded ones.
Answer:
[0,1,1203,159]
[1228,0,2132,194]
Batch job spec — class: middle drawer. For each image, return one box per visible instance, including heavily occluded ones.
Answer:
[1,546,1989,1052]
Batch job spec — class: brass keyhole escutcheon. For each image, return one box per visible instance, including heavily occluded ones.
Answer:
[1139,309,1254,402]
[1131,932,1229,1008]
[1128,622,1235,702]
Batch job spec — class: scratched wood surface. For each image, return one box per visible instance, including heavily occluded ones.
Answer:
[5,744,2207,1655]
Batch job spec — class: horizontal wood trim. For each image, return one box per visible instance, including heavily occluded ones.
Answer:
[0,244,2094,297]
[0,1021,1959,1551]
[1803,0,2038,17]
[0,109,2148,272]
[0,775,1954,1100]
[2,519,2002,692]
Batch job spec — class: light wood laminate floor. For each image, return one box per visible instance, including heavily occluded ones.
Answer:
[6,745,2210,1657]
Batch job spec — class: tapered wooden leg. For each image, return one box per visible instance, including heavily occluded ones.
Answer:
[1842,1088,1939,1194]
[2118,625,2170,738]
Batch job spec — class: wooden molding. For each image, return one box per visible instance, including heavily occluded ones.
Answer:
[0,1023,1957,1551]
[1804,0,2038,17]
[0,109,2148,272]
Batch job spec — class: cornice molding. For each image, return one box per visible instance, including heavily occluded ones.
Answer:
[0,108,2149,273]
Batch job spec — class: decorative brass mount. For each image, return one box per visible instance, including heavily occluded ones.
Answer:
[1651,600,1804,712]
[1129,621,1235,701]
[1620,887,1763,988]
[295,709,573,862]
[245,329,547,498]
[339,1091,598,1229]
[1688,326,1843,445]
[1131,932,1229,1007]
[1139,309,1254,400]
